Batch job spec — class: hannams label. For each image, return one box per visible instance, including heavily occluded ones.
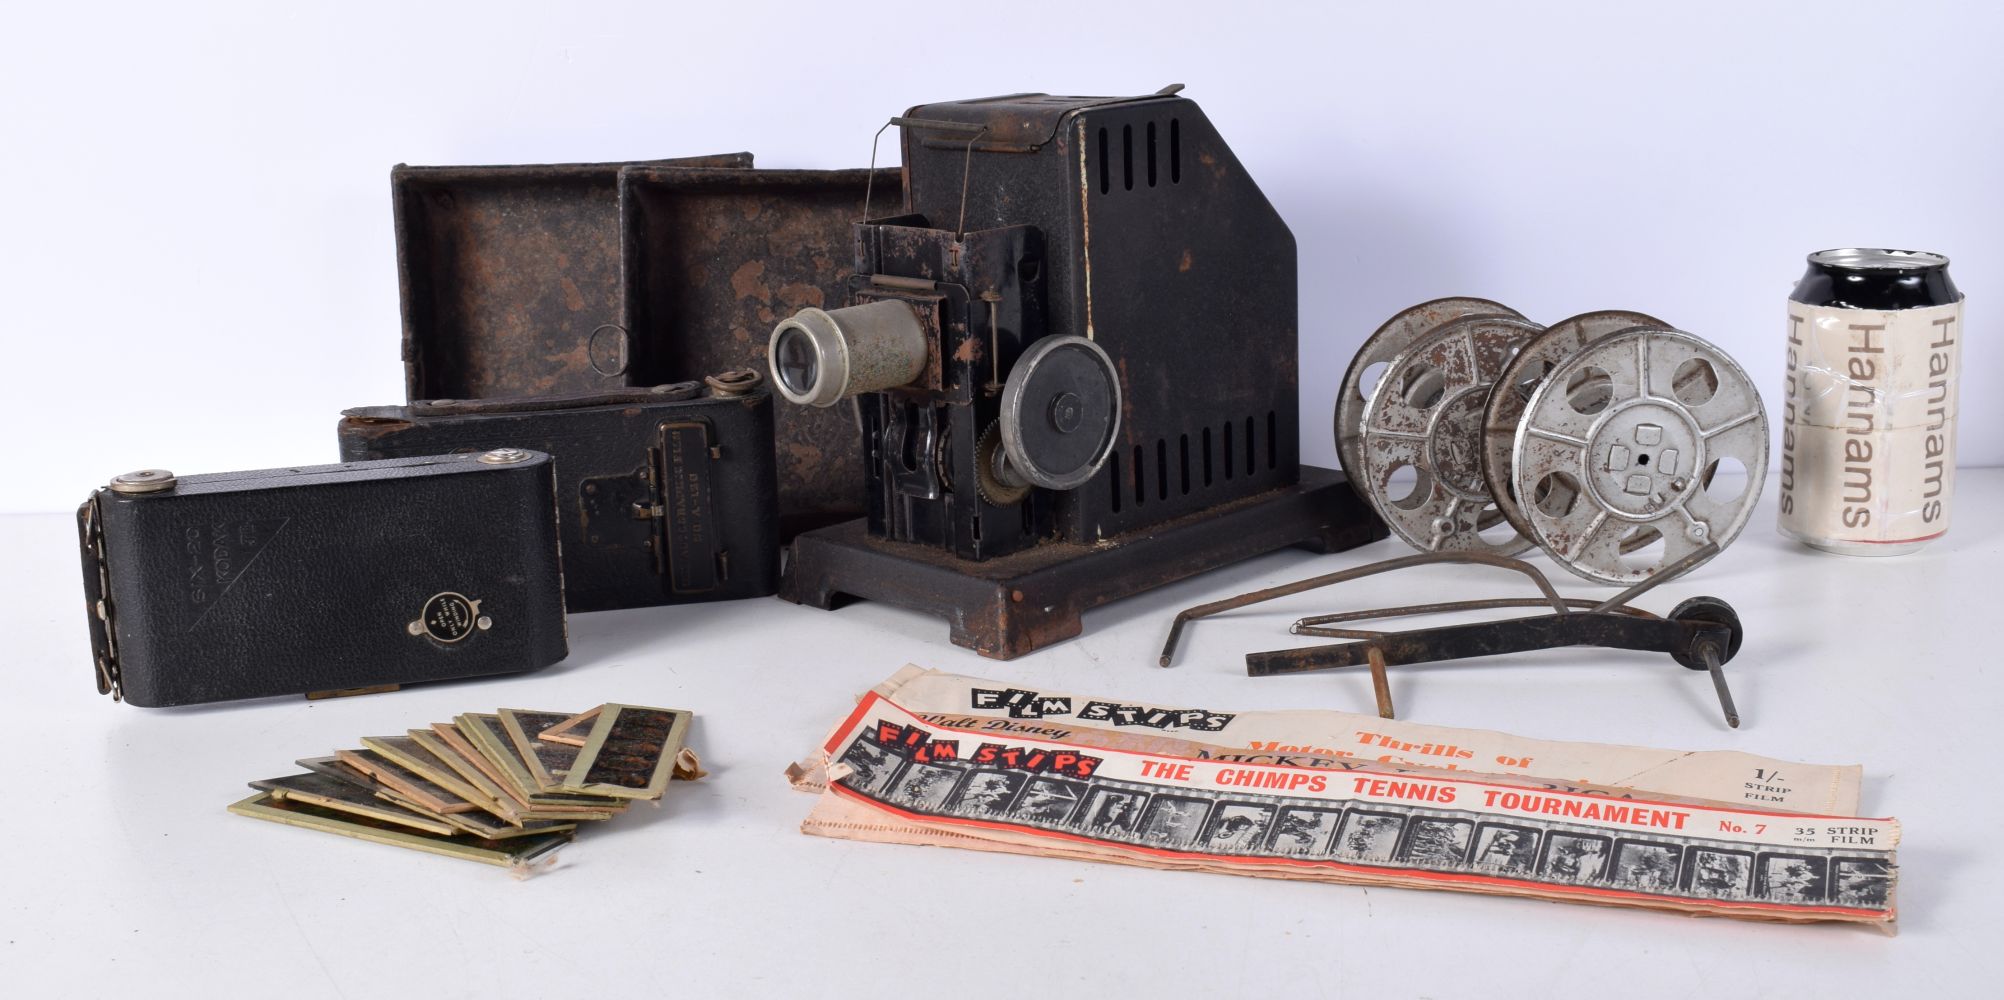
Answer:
[1779,301,1960,546]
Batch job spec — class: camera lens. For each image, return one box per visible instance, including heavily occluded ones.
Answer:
[768,301,927,407]
[773,323,820,399]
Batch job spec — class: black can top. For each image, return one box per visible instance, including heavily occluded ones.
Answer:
[1791,248,1961,310]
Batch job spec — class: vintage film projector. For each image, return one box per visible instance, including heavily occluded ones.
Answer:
[766,86,1385,657]
[1335,298,1769,584]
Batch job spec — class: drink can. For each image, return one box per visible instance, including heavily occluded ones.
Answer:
[1778,248,1963,554]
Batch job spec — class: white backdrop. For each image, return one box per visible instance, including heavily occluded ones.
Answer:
[2,0,1996,513]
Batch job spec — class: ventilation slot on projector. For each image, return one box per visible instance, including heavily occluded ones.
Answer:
[1097,118,1183,195]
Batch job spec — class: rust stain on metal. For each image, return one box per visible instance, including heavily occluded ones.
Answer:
[1075,118,1095,340]
[335,416,414,441]
[620,166,899,533]
[777,282,825,309]
[1178,248,1193,272]
[785,439,826,468]
[730,260,768,300]
[1198,149,1227,182]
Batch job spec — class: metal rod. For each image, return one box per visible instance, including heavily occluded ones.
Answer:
[861,120,895,222]
[1701,642,1741,729]
[1158,551,1572,667]
[863,117,989,229]
[1367,646,1394,719]
[1294,597,1654,636]
[954,127,987,240]
[1586,542,1721,614]
[888,116,988,134]
[1248,613,1714,676]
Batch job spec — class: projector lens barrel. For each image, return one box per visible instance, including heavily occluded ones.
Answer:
[767,301,930,407]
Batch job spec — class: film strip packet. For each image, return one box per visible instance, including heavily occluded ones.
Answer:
[829,666,1862,815]
[795,693,1898,926]
[231,702,698,874]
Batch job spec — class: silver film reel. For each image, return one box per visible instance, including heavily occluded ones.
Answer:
[1511,327,1768,585]
[1482,310,1665,541]
[1359,314,1545,553]
[1337,297,1523,484]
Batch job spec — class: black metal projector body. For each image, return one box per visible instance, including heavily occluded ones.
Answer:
[773,88,1384,658]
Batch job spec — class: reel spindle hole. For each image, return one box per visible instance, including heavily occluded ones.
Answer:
[1513,360,1555,402]
[1673,357,1720,407]
[1476,503,1517,545]
[1400,364,1447,410]
[1357,361,1390,401]
[1385,461,1432,510]
[1566,366,1614,415]
[1533,471,1582,519]
[1702,456,1748,502]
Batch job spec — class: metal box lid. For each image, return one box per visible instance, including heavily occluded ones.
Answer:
[392,152,752,402]
[391,154,893,530]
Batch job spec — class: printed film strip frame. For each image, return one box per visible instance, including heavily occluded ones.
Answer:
[830,732,1894,912]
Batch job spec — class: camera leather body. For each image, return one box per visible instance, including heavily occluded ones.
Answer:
[337,379,779,612]
[77,451,569,707]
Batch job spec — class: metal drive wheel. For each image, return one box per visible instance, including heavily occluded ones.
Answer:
[973,421,1032,506]
[1337,297,1523,485]
[1512,327,1768,585]
[998,335,1121,491]
[1482,310,1666,540]
[1358,314,1546,553]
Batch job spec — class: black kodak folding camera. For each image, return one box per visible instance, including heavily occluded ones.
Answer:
[77,451,569,707]
[337,374,779,612]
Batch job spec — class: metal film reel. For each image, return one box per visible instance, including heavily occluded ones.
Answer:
[1358,314,1546,553]
[1482,310,1666,540]
[1512,327,1768,585]
[1337,297,1524,485]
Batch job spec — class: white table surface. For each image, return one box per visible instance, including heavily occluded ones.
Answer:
[3,471,1993,999]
